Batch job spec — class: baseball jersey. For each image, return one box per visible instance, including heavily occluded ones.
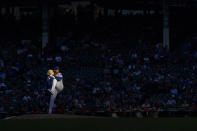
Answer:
[47,75,55,88]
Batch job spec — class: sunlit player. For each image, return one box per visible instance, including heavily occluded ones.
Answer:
[46,67,64,114]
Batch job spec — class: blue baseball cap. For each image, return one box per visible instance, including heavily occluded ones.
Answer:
[54,66,59,70]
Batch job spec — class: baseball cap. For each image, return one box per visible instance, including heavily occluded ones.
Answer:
[54,66,59,70]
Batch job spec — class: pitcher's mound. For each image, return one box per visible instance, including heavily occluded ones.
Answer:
[8,114,103,120]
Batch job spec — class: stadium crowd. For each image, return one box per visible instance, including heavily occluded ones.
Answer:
[1,12,197,115]
[1,36,197,114]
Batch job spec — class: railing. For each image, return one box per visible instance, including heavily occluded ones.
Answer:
[1,109,197,119]
[70,109,197,118]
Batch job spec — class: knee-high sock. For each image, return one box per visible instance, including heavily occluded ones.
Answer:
[48,91,57,114]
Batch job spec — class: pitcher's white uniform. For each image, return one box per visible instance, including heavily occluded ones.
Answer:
[48,73,64,114]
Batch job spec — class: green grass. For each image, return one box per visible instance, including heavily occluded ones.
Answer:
[0,118,197,131]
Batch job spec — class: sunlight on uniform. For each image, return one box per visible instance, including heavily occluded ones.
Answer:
[46,67,64,114]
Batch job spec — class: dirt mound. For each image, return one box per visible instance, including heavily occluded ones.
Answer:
[8,114,103,120]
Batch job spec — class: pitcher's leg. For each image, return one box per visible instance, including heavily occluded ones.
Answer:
[48,90,57,114]
[51,79,57,92]
[56,81,64,94]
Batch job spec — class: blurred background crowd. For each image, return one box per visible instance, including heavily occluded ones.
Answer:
[1,0,197,115]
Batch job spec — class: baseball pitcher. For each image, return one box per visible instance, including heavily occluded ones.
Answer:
[47,67,64,114]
